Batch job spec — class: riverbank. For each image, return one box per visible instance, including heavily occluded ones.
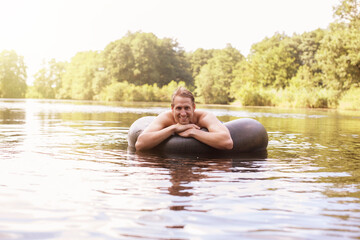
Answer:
[25,82,360,111]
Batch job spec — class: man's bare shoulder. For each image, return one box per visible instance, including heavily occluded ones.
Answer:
[142,111,174,133]
[194,109,214,119]
[154,111,175,126]
[194,110,217,126]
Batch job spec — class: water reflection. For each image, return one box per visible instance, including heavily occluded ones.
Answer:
[1,99,360,239]
[1,108,25,124]
[131,152,267,201]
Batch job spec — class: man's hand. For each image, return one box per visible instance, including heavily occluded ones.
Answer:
[174,123,200,136]
[177,128,197,137]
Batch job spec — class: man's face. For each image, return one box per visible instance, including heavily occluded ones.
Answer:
[171,96,195,124]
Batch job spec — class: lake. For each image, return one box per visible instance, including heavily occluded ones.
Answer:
[1,99,359,240]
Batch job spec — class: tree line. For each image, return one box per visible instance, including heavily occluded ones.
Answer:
[1,0,359,109]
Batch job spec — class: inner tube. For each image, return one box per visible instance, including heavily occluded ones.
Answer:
[127,116,268,156]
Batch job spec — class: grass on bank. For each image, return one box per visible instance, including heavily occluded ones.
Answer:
[80,83,360,110]
[27,80,360,110]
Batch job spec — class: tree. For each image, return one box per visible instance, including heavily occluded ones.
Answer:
[244,33,299,89]
[102,31,192,87]
[195,44,244,104]
[0,50,27,98]
[58,51,101,100]
[316,23,360,91]
[231,32,300,105]
[296,29,325,73]
[102,39,134,84]
[333,0,360,26]
[186,48,217,79]
[158,38,193,87]
[289,29,326,88]
[316,0,360,91]
[32,59,67,99]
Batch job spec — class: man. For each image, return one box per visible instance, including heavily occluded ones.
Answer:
[135,87,233,151]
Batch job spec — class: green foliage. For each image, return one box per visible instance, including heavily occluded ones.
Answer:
[338,87,360,110]
[235,84,275,106]
[316,23,360,91]
[30,59,67,99]
[295,29,326,78]
[234,84,340,109]
[92,70,110,99]
[58,51,101,100]
[195,44,244,104]
[103,31,192,87]
[273,87,339,108]
[289,65,322,89]
[26,85,41,99]
[231,33,302,104]
[241,33,299,89]
[315,0,360,92]
[186,48,217,79]
[99,81,130,102]
[0,50,27,98]
[98,80,187,102]
[333,0,360,26]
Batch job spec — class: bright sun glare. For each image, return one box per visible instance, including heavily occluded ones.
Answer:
[0,0,338,84]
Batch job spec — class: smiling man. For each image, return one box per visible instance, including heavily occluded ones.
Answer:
[135,87,233,151]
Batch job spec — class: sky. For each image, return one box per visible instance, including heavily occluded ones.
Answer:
[0,0,339,84]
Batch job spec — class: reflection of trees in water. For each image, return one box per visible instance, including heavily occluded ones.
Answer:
[1,108,26,159]
[1,108,26,124]
[266,116,360,202]
[132,151,267,200]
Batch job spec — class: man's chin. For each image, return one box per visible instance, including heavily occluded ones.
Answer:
[178,119,189,125]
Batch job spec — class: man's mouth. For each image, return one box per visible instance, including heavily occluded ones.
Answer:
[179,116,188,122]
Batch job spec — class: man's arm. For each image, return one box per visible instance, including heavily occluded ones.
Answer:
[135,112,199,151]
[177,112,233,150]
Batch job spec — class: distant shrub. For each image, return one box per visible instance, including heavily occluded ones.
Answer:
[240,87,275,106]
[99,81,129,101]
[339,87,360,110]
[97,80,187,102]
[273,87,339,108]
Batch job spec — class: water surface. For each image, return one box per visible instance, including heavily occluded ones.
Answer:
[1,99,359,239]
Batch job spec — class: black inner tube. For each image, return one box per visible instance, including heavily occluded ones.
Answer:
[127,116,268,156]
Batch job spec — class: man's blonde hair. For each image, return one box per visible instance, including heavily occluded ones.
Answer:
[171,86,195,106]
